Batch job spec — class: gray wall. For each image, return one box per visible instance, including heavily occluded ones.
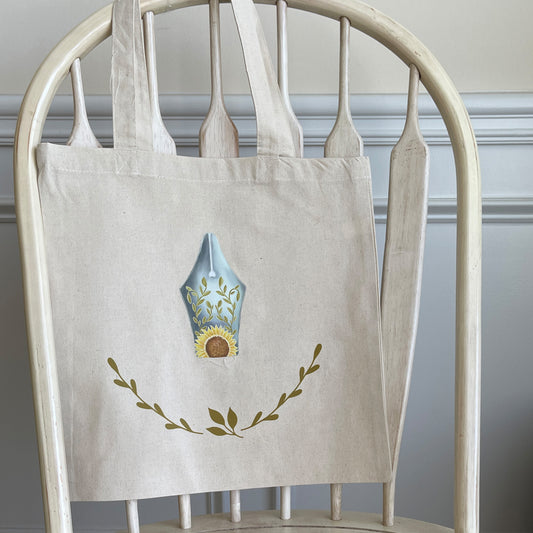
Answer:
[1,92,533,533]
[2,1,533,95]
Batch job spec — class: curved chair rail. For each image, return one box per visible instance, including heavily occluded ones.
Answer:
[14,2,481,533]
[134,509,454,533]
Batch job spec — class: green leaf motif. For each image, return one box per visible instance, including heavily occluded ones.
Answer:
[165,423,179,430]
[299,367,305,381]
[202,277,207,287]
[107,358,119,373]
[264,414,279,421]
[114,379,129,388]
[289,389,303,399]
[136,402,152,409]
[154,403,164,416]
[252,411,263,425]
[208,408,225,426]
[278,393,287,407]
[314,344,322,359]
[207,427,229,436]
[227,408,238,430]
[307,364,320,374]
[130,379,137,394]
[180,418,192,431]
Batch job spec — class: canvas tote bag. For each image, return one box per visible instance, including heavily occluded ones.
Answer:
[38,0,391,502]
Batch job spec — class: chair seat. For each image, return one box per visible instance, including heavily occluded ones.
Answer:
[133,509,452,533]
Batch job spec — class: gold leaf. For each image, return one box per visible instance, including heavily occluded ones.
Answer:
[227,408,238,430]
[107,358,119,373]
[207,427,228,436]
[208,408,225,425]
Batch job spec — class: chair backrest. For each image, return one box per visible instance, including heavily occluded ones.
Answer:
[14,2,481,533]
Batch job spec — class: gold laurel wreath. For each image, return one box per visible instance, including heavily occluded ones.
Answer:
[107,343,322,438]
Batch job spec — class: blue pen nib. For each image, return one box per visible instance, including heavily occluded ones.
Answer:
[180,234,245,358]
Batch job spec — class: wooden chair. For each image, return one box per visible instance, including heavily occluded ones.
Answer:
[14,1,481,533]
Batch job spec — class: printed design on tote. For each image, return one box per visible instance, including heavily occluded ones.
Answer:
[180,234,244,358]
[107,343,322,439]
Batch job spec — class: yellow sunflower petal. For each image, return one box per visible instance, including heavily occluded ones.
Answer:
[194,326,237,358]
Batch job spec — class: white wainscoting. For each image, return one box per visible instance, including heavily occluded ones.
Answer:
[1,93,532,533]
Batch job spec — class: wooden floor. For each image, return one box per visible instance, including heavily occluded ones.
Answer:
[131,509,452,533]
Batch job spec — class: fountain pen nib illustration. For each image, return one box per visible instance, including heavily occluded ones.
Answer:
[180,234,245,358]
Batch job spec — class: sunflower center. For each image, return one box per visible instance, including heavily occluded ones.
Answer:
[205,336,230,358]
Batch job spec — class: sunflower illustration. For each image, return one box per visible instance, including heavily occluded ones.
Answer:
[195,326,238,358]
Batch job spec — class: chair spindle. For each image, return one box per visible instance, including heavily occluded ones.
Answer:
[383,481,395,527]
[280,486,291,520]
[178,494,192,529]
[125,500,140,533]
[380,64,428,527]
[199,0,239,157]
[67,58,101,148]
[230,490,241,522]
[324,16,362,157]
[330,483,342,521]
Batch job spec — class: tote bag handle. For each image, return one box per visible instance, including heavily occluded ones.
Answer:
[111,0,299,157]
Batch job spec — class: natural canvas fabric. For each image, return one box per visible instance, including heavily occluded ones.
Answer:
[38,0,391,502]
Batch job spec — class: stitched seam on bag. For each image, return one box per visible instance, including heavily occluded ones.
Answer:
[40,167,371,182]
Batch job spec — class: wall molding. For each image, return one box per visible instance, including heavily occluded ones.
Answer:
[3,92,533,147]
[0,195,15,223]
[3,195,532,225]
[3,92,533,223]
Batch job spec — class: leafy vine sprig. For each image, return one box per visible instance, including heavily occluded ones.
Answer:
[107,343,322,438]
[185,276,240,337]
[241,343,322,431]
[185,278,212,335]
[107,357,202,434]
[215,277,240,335]
[206,407,243,438]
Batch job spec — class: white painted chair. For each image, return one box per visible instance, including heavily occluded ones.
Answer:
[14,1,481,533]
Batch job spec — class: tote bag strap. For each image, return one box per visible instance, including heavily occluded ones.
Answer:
[230,0,299,157]
[111,0,154,150]
[111,0,298,156]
